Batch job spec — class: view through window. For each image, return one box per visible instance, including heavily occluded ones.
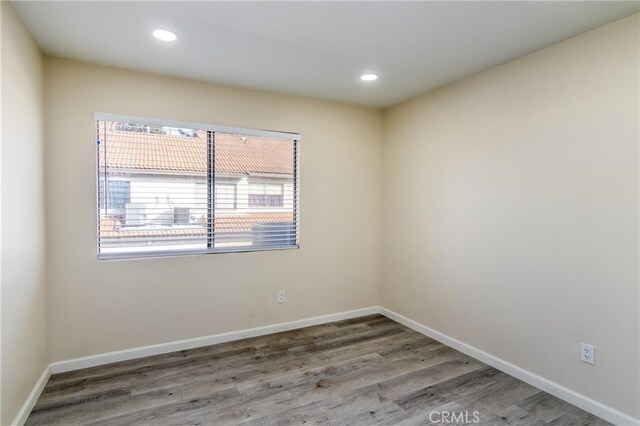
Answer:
[96,118,299,258]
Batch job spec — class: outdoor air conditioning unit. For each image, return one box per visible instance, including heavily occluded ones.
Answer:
[174,207,191,225]
[252,222,295,247]
[125,203,145,226]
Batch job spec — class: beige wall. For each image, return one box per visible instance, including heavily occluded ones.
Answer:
[3,6,637,423]
[44,57,383,362]
[381,14,639,419]
[0,2,48,425]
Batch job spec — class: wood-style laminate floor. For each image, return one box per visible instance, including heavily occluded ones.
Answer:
[27,315,609,425]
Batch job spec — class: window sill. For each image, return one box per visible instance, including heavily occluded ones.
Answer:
[97,244,300,261]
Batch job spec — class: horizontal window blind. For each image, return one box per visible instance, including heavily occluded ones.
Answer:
[96,117,299,259]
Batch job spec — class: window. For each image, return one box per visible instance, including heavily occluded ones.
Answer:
[215,183,237,210]
[249,183,284,208]
[96,114,300,259]
[106,180,130,209]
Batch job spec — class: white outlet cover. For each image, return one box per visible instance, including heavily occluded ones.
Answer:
[580,343,595,365]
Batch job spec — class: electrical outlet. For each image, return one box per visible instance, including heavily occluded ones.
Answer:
[580,343,595,365]
[278,290,286,304]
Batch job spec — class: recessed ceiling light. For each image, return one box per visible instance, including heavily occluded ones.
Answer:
[360,73,379,82]
[152,29,177,42]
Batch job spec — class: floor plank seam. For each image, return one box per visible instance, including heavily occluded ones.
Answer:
[26,315,611,426]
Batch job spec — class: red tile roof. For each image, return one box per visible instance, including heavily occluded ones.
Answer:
[99,121,293,175]
[99,212,294,240]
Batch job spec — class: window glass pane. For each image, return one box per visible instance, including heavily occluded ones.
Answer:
[215,183,236,210]
[96,119,299,258]
[97,121,208,255]
[213,132,295,249]
[248,183,284,207]
[107,180,130,209]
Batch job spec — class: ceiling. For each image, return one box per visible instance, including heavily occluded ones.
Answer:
[12,1,639,108]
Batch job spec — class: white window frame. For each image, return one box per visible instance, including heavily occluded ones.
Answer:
[95,113,300,141]
[95,113,301,260]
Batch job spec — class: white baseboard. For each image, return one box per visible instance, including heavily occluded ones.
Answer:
[379,307,639,426]
[32,306,638,426]
[11,364,51,426]
[50,306,379,374]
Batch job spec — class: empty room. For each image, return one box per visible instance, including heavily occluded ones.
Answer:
[1,1,638,425]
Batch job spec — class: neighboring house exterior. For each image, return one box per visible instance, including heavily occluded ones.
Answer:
[98,122,296,253]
